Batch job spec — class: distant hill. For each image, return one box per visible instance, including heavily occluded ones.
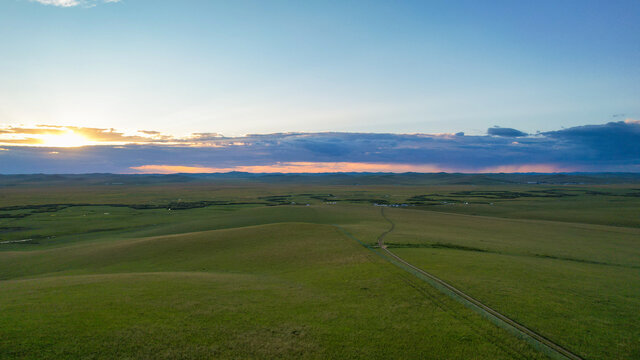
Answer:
[1,172,639,187]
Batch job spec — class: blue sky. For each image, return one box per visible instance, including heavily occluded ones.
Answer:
[0,1,639,173]
[1,0,638,137]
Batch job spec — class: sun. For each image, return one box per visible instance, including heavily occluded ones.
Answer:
[39,130,93,148]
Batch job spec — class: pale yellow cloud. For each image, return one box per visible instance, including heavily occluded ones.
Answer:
[0,125,176,147]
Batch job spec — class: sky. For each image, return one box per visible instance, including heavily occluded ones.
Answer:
[0,0,639,173]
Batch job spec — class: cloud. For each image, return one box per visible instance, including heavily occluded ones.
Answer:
[0,121,638,174]
[138,130,161,135]
[0,125,243,147]
[0,125,173,146]
[188,133,225,141]
[542,121,640,160]
[30,0,120,7]
[487,127,528,137]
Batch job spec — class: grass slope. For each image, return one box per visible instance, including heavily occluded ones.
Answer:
[382,207,640,360]
[0,222,544,359]
[2,180,638,359]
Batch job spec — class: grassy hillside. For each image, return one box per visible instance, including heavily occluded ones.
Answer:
[383,207,640,360]
[0,223,543,359]
[1,178,639,359]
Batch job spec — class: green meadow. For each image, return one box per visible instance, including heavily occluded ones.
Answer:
[1,174,639,359]
[383,208,640,360]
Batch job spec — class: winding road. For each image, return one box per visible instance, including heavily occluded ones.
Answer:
[376,207,584,360]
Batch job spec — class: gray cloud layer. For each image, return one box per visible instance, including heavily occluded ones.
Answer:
[488,127,528,137]
[0,121,638,173]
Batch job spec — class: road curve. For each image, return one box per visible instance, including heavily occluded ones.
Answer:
[376,207,585,360]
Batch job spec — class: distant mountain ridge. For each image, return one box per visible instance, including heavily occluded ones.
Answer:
[1,172,639,186]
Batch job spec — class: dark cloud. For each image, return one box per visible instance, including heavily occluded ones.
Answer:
[0,122,638,174]
[487,127,528,137]
[543,121,640,161]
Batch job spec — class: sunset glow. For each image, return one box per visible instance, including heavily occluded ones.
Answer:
[129,162,573,174]
[38,131,94,148]
[1,123,636,173]
[130,162,448,174]
[0,125,171,147]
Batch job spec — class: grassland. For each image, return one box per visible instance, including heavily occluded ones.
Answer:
[382,208,640,360]
[0,222,543,359]
[1,174,639,359]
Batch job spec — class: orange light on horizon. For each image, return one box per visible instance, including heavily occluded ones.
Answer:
[130,162,573,174]
[477,164,573,173]
[130,162,448,174]
[131,165,225,174]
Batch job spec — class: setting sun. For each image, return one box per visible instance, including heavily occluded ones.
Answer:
[39,131,92,148]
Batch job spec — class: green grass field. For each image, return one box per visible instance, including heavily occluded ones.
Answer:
[1,176,639,359]
[382,208,640,360]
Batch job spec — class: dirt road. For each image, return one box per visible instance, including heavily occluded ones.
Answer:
[376,207,584,360]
